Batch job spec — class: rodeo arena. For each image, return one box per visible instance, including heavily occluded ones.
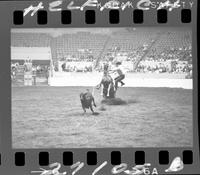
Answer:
[11,28,193,148]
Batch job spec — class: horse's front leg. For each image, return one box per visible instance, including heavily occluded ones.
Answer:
[101,84,104,96]
[107,83,111,96]
[92,98,96,107]
[112,80,116,91]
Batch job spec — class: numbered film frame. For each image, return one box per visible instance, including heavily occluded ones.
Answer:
[0,0,199,175]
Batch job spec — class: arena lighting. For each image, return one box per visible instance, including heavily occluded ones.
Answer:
[23,0,194,17]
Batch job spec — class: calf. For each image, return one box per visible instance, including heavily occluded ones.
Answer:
[80,90,96,114]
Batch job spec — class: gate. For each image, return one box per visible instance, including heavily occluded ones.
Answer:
[12,66,49,86]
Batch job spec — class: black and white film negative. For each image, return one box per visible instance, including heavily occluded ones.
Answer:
[0,0,199,175]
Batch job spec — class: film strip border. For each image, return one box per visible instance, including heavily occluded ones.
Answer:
[0,1,197,174]
[0,150,193,166]
[13,9,192,25]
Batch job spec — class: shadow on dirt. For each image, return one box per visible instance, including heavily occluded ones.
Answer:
[92,112,100,116]
[101,98,138,106]
[126,99,138,104]
[99,105,107,111]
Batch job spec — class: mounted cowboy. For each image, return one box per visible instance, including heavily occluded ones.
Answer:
[110,61,126,90]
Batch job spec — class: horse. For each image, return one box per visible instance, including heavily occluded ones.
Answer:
[97,71,116,99]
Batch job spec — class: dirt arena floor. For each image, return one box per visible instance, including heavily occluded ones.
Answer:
[12,86,193,148]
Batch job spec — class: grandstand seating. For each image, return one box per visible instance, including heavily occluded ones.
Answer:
[11,28,192,65]
[50,32,108,60]
[11,33,51,47]
[148,29,192,56]
[104,28,159,53]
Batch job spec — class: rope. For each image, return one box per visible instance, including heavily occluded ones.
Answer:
[92,86,95,96]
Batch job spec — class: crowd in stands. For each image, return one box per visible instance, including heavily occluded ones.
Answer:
[136,46,192,77]
[60,63,93,72]
[59,55,95,62]
[11,28,192,77]
[147,45,192,62]
[136,60,192,74]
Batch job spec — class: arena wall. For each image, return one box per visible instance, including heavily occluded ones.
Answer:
[49,72,192,89]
